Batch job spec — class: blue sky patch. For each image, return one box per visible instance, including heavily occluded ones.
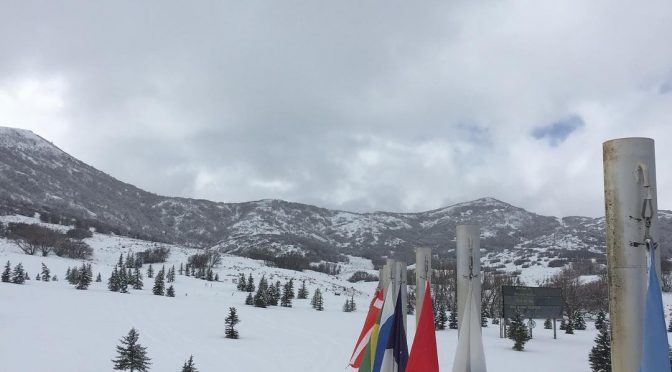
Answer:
[532,116,585,146]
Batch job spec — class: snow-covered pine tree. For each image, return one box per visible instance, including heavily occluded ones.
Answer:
[67,266,80,285]
[436,303,448,330]
[287,279,295,299]
[152,268,165,296]
[146,265,154,278]
[96,273,102,282]
[181,355,198,372]
[565,316,575,334]
[65,267,72,282]
[544,318,552,330]
[133,267,143,290]
[245,274,255,292]
[2,261,11,282]
[266,281,280,306]
[507,312,531,351]
[225,307,240,339]
[350,296,357,312]
[447,306,457,330]
[297,280,308,299]
[185,264,190,277]
[560,318,567,330]
[24,271,30,280]
[117,254,124,270]
[280,282,293,307]
[312,289,324,311]
[126,268,135,287]
[166,285,175,297]
[41,263,50,282]
[112,328,151,372]
[178,263,184,276]
[588,321,611,372]
[237,273,246,291]
[481,307,488,327]
[596,310,607,331]
[119,266,129,293]
[167,266,175,283]
[108,266,120,292]
[574,312,587,330]
[253,286,267,308]
[126,253,135,269]
[12,263,25,284]
[343,297,353,312]
[407,290,415,315]
[245,292,254,305]
[76,263,92,290]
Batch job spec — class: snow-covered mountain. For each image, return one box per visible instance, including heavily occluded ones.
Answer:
[1,126,671,263]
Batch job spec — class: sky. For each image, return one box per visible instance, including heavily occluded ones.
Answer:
[1,0,672,218]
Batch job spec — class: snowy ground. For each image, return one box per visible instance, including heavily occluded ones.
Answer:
[0,216,667,371]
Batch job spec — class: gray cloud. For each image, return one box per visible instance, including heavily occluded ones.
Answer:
[2,0,672,217]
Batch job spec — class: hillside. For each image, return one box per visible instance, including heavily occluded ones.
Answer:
[1,126,671,265]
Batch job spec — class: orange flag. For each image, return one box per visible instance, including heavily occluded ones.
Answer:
[406,284,439,372]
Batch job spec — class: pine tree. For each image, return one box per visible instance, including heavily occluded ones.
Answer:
[96,273,102,282]
[287,279,295,299]
[507,312,531,351]
[237,273,246,291]
[436,303,448,330]
[574,312,587,330]
[126,253,135,269]
[119,266,129,293]
[266,281,280,306]
[225,307,240,339]
[126,268,135,287]
[67,266,80,285]
[350,296,357,312]
[280,282,293,307]
[147,265,154,279]
[481,307,488,327]
[565,316,575,334]
[118,254,124,270]
[185,264,190,277]
[312,288,324,311]
[297,280,308,299]
[11,263,25,284]
[2,261,11,283]
[41,263,50,282]
[407,290,415,315]
[76,263,92,290]
[596,310,607,331]
[152,268,165,296]
[167,266,175,283]
[245,274,255,292]
[36,273,41,281]
[181,355,198,372]
[133,267,143,290]
[560,318,567,330]
[544,318,553,330]
[343,297,353,312]
[24,272,30,281]
[178,263,184,276]
[448,307,458,330]
[66,267,72,282]
[245,292,254,305]
[589,321,611,372]
[112,328,151,372]
[253,287,267,308]
[108,266,121,292]
[166,285,175,297]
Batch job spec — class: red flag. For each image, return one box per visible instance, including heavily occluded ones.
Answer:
[407,284,439,372]
[349,287,384,368]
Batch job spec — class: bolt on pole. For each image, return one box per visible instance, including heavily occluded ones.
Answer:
[415,247,432,326]
[603,137,660,372]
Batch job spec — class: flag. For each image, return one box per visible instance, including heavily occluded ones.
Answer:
[358,309,383,372]
[372,282,397,372]
[639,244,671,372]
[452,279,487,372]
[407,284,439,372]
[350,287,385,368]
[379,287,408,372]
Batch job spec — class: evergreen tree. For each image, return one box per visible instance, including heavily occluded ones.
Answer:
[245,274,255,292]
[66,267,72,282]
[76,263,92,290]
[237,273,246,291]
[126,253,135,269]
[185,264,190,277]
[312,289,324,311]
[245,292,254,305]
[108,266,121,292]
[589,321,611,372]
[178,263,184,276]
[146,265,154,279]
[11,263,25,284]
[215,273,219,281]
[96,273,102,282]
[118,254,124,269]
[448,307,458,330]
[596,310,607,331]
[112,328,151,372]
[181,355,198,372]
[52,275,58,281]
[133,267,144,290]
[206,268,213,282]
[481,307,488,327]
[544,318,553,330]
[225,307,240,339]
[565,316,575,334]
[343,297,353,312]
[119,266,129,293]
[297,280,308,299]
[166,285,175,297]
[287,279,295,299]
[560,318,567,330]
[507,312,531,351]
[350,295,357,312]
[574,312,587,330]
[167,266,175,283]
[407,290,415,315]
[36,273,41,281]
[126,268,135,287]
[152,268,165,296]
[280,282,293,307]
[41,263,51,282]
[67,266,80,285]
[25,272,30,281]
[2,261,11,282]
[436,303,448,330]
[253,286,267,308]
[266,281,280,306]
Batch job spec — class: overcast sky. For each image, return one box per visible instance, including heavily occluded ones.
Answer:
[1,1,672,217]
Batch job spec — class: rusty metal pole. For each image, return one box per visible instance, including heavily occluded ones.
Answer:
[603,137,660,372]
[456,224,481,335]
[415,247,432,326]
